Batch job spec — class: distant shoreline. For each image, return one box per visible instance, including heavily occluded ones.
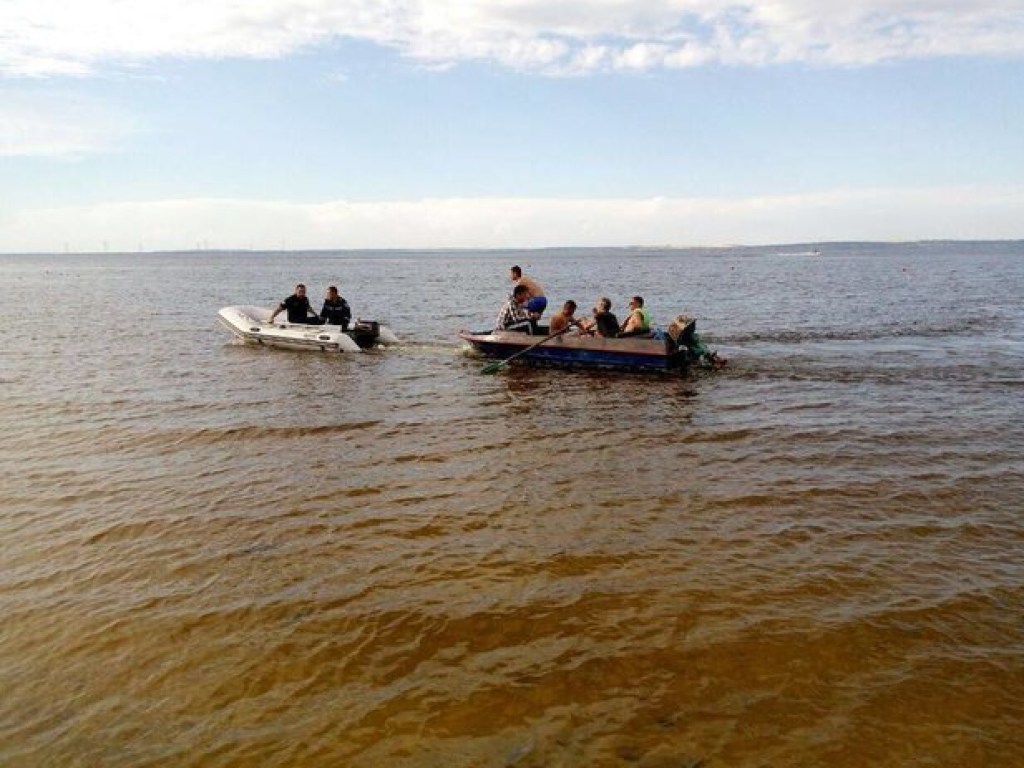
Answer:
[3,239,1023,258]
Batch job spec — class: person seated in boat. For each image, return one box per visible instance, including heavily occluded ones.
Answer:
[547,300,580,334]
[579,297,619,337]
[510,265,547,320]
[495,284,534,334]
[619,295,652,337]
[268,283,324,325]
[319,285,352,329]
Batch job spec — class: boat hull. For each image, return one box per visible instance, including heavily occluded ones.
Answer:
[218,306,396,353]
[459,329,692,372]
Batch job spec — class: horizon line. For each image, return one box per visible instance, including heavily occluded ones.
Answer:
[4,238,1024,258]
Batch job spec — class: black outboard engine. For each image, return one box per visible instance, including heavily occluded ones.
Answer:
[666,314,699,364]
[349,320,380,349]
[665,314,725,368]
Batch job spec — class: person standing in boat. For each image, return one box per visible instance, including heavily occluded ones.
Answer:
[510,265,547,320]
[495,284,534,334]
[319,285,352,329]
[268,283,324,325]
[547,300,581,334]
[619,295,652,336]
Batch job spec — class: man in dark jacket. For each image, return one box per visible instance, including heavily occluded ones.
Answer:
[320,285,352,329]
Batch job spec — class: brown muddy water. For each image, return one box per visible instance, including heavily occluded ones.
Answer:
[1,243,1022,766]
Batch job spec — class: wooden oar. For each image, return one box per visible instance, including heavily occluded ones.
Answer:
[481,324,574,375]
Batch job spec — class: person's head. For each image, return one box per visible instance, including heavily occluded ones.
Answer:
[510,265,522,280]
[326,285,339,299]
[594,296,611,313]
[512,284,530,303]
[630,295,644,309]
[295,283,307,296]
[562,300,577,316]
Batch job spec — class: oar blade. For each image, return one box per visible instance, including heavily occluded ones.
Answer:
[480,360,505,375]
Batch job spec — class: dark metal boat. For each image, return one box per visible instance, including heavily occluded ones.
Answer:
[459,315,713,373]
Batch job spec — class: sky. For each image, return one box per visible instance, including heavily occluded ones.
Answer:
[2,0,1023,252]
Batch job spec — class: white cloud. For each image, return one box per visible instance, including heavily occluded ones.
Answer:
[0,92,138,157]
[1,1,1023,77]
[3,186,1022,252]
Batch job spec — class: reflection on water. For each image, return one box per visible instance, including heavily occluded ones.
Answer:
[1,243,1022,766]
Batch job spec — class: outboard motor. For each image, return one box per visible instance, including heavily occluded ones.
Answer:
[350,320,380,350]
[663,315,704,370]
[666,314,698,358]
[666,314,726,368]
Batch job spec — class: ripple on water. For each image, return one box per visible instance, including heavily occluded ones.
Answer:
[2,247,1023,766]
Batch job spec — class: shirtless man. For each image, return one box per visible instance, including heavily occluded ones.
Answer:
[547,300,580,334]
[510,265,547,319]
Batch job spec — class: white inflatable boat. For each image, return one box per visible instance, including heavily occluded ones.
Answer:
[217,305,399,353]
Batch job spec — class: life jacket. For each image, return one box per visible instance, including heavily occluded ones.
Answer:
[632,307,651,331]
[622,307,647,331]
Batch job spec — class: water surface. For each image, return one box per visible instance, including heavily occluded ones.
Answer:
[1,242,1022,766]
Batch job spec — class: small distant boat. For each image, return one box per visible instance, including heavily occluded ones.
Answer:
[459,316,714,373]
[217,305,399,353]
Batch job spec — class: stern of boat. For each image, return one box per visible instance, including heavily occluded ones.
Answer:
[348,320,381,349]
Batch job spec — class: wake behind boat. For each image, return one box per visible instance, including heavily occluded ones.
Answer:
[218,305,399,353]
